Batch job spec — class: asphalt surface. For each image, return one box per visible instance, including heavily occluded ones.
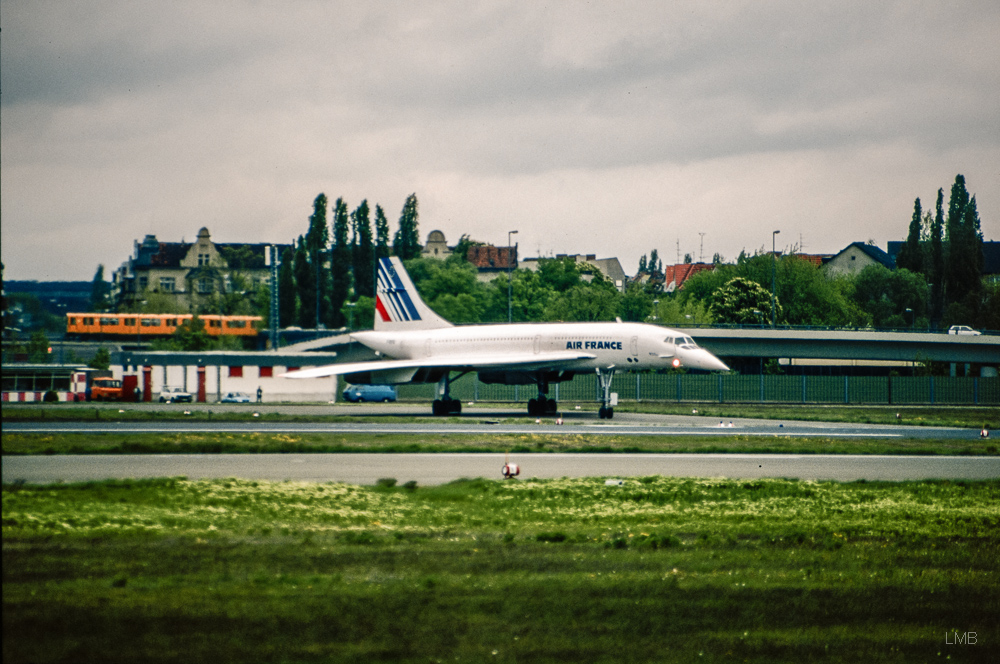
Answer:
[4,453,999,485]
[2,404,982,440]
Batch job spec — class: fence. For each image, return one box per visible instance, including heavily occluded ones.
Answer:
[393,374,1000,406]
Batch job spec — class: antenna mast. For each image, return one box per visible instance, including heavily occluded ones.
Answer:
[698,233,706,263]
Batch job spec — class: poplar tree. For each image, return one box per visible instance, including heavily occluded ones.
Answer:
[374,205,391,261]
[896,198,923,273]
[303,194,332,327]
[278,247,297,327]
[293,238,315,328]
[351,200,375,298]
[393,193,421,259]
[329,197,351,328]
[90,265,111,312]
[929,189,945,322]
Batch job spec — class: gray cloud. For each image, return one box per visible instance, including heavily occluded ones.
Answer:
[2,1,998,280]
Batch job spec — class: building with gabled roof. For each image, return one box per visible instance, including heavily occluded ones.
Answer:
[112,227,291,312]
[822,242,895,277]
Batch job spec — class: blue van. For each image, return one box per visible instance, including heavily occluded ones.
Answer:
[342,384,397,403]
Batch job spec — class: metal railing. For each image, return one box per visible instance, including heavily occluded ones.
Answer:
[395,374,999,405]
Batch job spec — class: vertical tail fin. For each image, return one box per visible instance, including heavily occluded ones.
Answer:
[374,256,453,331]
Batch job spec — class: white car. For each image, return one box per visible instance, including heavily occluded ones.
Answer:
[220,391,252,403]
[159,387,193,403]
[948,325,981,336]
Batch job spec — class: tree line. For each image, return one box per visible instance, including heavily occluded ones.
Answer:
[277,192,421,330]
[78,173,994,338]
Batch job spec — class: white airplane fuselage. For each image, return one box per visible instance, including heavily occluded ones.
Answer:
[351,320,728,374]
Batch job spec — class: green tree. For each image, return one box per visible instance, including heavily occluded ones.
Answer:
[709,278,779,325]
[351,200,375,299]
[90,265,111,312]
[27,330,51,363]
[278,248,296,327]
[173,315,212,351]
[393,193,421,259]
[218,245,265,270]
[618,282,653,322]
[329,197,351,328]
[405,258,486,324]
[928,188,945,322]
[536,257,583,292]
[851,265,929,328]
[374,205,391,261]
[293,239,315,328]
[651,296,714,327]
[896,198,923,273]
[545,284,619,321]
[944,175,970,305]
[88,347,111,370]
[447,234,480,265]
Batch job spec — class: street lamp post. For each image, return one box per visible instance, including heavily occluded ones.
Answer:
[508,230,518,323]
[771,230,780,328]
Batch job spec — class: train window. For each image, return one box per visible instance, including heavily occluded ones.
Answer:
[142,318,160,326]
[167,318,178,326]
[125,318,136,326]
[85,317,95,325]
[101,317,119,326]
[209,319,222,328]
[227,320,246,328]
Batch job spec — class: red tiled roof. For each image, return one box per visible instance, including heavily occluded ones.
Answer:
[662,262,713,288]
[467,245,516,269]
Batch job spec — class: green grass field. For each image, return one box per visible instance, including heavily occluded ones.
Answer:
[4,476,998,663]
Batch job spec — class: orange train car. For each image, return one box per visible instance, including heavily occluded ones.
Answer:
[67,313,262,338]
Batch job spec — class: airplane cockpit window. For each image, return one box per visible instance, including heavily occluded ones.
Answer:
[677,336,698,348]
[664,337,674,345]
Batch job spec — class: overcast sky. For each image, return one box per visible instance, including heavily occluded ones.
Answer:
[2,1,998,282]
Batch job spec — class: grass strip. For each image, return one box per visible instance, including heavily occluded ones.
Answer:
[4,403,997,429]
[3,432,998,456]
[3,476,998,663]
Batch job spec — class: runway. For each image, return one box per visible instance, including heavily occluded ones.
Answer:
[2,417,980,440]
[4,453,998,486]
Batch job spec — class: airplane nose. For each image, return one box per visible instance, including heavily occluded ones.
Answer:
[678,348,729,372]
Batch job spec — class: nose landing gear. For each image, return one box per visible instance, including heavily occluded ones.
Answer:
[596,367,615,419]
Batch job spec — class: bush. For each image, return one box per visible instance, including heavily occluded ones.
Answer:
[43,390,59,403]
[375,478,397,488]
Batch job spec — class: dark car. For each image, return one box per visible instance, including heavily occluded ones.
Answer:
[342,384,397,403]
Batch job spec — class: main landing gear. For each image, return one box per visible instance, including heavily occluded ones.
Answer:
[597,367,615,420]
[527,377,557,416]
[432,373,462,416]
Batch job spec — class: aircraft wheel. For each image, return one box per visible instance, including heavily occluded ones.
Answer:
[606,407,614,419]
[527,398,538,416]
[545,398,558,415]
[598,406,607,419]
[449,399,462,415]
[432,400,443,416]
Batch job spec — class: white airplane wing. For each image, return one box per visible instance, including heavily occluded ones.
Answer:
[281,350,596,380]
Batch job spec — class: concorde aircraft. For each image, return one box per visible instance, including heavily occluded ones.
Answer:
[283,256,729,418]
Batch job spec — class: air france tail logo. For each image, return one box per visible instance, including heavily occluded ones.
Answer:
[376,258,422,323]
